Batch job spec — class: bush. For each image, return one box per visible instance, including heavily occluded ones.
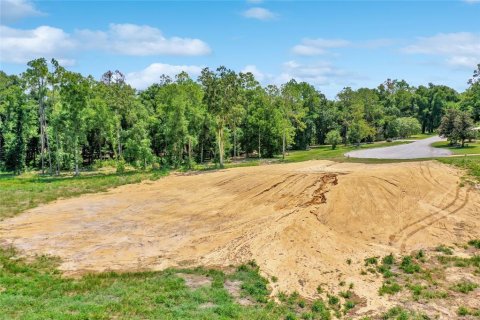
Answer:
[325,130,342,150]
[116,160,126,174]
[395,117,421,138]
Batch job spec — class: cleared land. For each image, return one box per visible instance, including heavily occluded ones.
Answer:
[1,159,479,316]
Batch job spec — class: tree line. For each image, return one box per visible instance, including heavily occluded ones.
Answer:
[0,59,479,175]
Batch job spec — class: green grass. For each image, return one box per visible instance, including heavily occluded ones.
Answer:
[431,140,480,155]
[451,280,478,293]
[438,155,480,182]
[282,141,409,163]
[0,169,168,220]
[409,133,436,140]
[0,248,304,320]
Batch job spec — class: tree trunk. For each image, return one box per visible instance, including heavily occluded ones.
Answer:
[200,142,204,163]
[116,111,122,159]
[44,118,53,175]
[116,126,122,159]
[74,137,79,176]
[218,127,224,167]
[282,129,286,160]
[188,137,192,168]
[55,130,60,175]
[258,129,261,158]
[39,110,45,174]
[233,127,236,159]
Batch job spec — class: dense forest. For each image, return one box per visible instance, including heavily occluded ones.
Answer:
[0,59,479,175]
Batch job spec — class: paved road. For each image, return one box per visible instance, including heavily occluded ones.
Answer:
[345,136,452,159]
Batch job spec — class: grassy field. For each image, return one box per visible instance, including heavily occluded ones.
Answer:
[0,170,168,221]
[0,248,334,320]
[2,241,479,319]
[431,140,480,155]
[408,133,436,140]
[438,155,480,183]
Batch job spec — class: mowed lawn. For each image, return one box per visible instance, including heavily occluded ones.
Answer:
[431,140,480,155]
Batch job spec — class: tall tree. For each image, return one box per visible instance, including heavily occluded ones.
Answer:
[199,66,241,167]
[59,71,90,175]
[24,58,52,174]
[279,80,306,159]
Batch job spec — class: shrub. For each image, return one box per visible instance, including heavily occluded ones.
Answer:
[325,130,342,150]
[116,160,126,173]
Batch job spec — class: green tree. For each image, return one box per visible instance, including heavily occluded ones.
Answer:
[59,71,90,175]
[199,66,241,167]
[325,130,342,150]
[24,58,52,174]
[395,117,421,138]
[279,80,307,159]
[0,73,36,173]
[438,109,474,147]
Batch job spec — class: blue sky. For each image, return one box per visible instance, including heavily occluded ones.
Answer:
[1,0,479,98]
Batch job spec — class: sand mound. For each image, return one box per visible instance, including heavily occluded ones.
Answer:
[1,160,479,313]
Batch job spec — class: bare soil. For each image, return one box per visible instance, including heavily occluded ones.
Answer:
[1,160,479,315]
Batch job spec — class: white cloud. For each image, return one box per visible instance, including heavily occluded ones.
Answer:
[0,23,212,64]
[241,65,265,81]
[126,63,204,89]
[0,0,44,22]
[77,23,211,56]
[0,25,76,64]
[292,38,350,56]
[403,32,480,69]
[242,7,276,20]
[276,60,351,86]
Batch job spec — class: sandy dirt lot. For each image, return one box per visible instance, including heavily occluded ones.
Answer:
[1,160,479,313]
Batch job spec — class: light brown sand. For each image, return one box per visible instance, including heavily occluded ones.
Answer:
[1,160,479,313]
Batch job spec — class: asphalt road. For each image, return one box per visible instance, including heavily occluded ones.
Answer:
[344,136,452,159]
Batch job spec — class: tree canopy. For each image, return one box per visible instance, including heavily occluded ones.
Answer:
[0,60,478,174]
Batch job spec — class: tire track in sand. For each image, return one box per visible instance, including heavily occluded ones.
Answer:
[398,187,471,252]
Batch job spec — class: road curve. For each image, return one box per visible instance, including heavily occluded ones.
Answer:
[345,136,452,159]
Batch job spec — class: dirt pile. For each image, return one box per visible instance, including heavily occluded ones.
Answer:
[1,160,479,314]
